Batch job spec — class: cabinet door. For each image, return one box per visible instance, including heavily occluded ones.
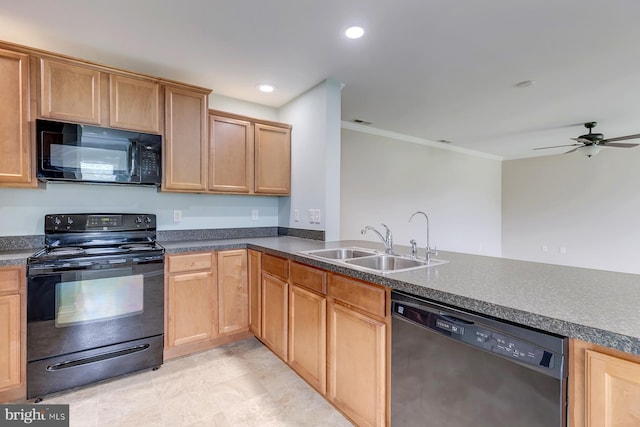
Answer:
[585,349,640,427]
[163,85,208,191]
[254,123,291,195]
[328,301,386,427]
[109,74,161,133]
[261,272,288,361]
[248,250,262,337]
[0,294,21,392]
[217,250,248,335]
[167,270,216,347]
[40,58,101,124]
[0,49,33,186]
[289,284,326,394]
[209,114,253,193]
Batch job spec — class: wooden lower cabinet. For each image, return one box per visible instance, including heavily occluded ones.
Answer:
[570,338,640,427]
[165,253,217,355]
[248,249,262,336]
[0,266,25,403]
[328,300,387,427]
[165,250,250,360]
[217,250,248,335]
[261,271,289,361]
[288,284,326,394]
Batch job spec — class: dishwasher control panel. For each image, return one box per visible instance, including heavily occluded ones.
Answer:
[394,302,556,369]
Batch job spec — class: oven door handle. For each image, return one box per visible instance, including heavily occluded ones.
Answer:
[46,344,151,371]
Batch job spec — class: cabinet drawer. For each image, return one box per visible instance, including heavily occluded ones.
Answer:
[0,267,22,293]
[329,274,386,319]
[291,262,326,295]
[262,254,289,280]
[168,252,214,273]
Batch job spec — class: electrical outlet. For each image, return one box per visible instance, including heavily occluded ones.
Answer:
[541,245,548,252]
[308,209,314,223]
[294,209,300,222]
[559,246,567,254]
[251,209,259,220]
[173,210,182,222]
[314,209,321,224]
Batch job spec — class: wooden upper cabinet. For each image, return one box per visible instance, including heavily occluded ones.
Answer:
[40,58,101,124]
[39,57,162,133]
[255,123,291,194]
[109,74,161,133]
[207,110,291,196]
[0,48,33,187]
[209,114,253,193]
[163,85,209,191]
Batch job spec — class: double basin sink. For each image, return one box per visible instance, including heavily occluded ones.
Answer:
[300,247,447,274]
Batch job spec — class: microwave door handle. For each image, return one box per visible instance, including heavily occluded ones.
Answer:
[130,141,137,177]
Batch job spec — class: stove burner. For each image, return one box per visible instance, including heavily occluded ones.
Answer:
[120,244,156,251]
[48,247,85,256]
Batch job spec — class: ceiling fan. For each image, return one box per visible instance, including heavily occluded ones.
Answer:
[533,122,640,157]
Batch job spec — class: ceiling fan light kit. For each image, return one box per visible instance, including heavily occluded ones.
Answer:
[577,144,602,158]
[533,122,640,157]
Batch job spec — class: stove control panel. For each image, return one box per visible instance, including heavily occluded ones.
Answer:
[45,214,156,232]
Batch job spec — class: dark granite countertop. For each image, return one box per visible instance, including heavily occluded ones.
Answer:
[4,236,640,356]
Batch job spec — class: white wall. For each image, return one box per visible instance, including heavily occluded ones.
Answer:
[277,79,342,239]
[341,129,502,256]
[502,148,640,274]
[209,93,278,120]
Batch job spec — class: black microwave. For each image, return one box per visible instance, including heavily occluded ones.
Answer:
[36,119,162,186]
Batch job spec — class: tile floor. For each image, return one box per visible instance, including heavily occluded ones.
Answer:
[39,338,352,426]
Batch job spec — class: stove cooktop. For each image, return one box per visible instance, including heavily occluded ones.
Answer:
[31,243,165,260]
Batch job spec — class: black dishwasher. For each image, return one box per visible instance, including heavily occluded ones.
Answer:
[391,291,567,427]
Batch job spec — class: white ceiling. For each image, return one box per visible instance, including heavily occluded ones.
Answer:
[2,0,640,159]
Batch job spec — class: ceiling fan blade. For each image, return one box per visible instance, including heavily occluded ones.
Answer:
[564,147,580,154]
[533,143,582,150]
[571,137,593,144]
[600,142,640,148]
[601,134,640,143]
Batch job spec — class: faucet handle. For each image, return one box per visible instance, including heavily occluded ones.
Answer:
[410,239,417,258]
[380,223,393,246]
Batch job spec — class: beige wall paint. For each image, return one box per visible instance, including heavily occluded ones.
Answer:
[340,129,502,256]
[502,148,640,274]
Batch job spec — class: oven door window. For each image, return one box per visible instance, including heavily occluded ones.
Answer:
[55,273,144,327]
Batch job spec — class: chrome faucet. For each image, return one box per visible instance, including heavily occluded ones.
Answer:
[409,211,437,262]
[361,224,394,254]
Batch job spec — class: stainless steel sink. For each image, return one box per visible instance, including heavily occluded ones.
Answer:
[300,247,447,274]
[345,255,448,273]
[345,255,427,271]
[301,247,377,260]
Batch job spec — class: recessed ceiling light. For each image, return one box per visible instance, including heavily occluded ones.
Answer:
[514,80,536,88]
[345,26,365,39]
[257,84,276,93]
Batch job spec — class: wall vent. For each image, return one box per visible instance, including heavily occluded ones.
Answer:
[352,119,373,125]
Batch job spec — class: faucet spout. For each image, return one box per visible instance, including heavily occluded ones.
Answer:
[409,211,436,262]
[361,223,394,254]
